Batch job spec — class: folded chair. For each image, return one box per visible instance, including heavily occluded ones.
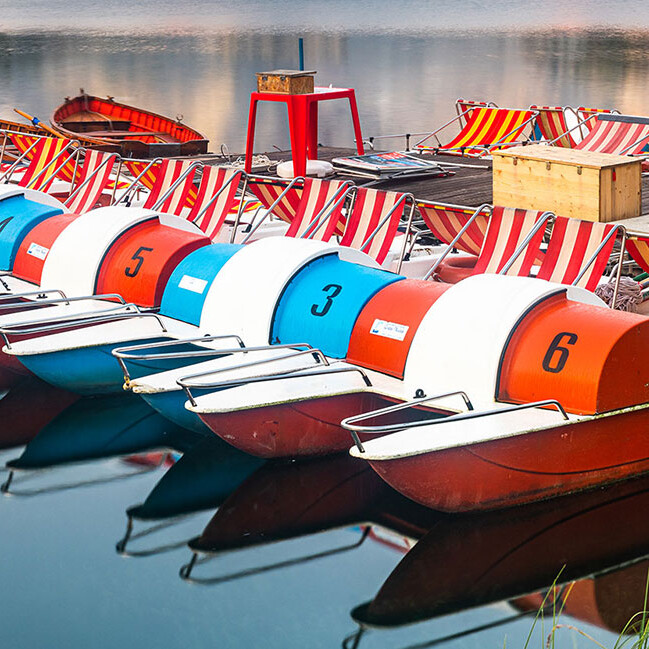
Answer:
[63,149,122,213]
[426,206,552,282]
[0,134,77,191]
[416,200,489,256]
[415,107,538,158]
[242,177,350,243]
[530,105,577,148]
[339,187,416,269]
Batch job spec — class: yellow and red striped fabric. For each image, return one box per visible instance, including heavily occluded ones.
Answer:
[531,106,575,148]
[247,178,304,223]
[10,134,75,190]
[188,167,241,240]
[474,207,548,276]
[625,236,649,274]
[417,201,488,256]
[340,188,405,264]
[456,99,492,126]
[123,160,159,191]
[419,107,535,157]
[576,114,649,155]
[536,217,617,291]
[64,150,119,213]
[285,178,349,240]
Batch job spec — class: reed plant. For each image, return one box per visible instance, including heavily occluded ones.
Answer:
[515,566,649,649]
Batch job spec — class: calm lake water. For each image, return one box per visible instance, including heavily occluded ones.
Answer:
[2,3,649,647]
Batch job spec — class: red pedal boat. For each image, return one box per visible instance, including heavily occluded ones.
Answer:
[52,92,209,158]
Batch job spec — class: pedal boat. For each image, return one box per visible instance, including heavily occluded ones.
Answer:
[347,276,649,512]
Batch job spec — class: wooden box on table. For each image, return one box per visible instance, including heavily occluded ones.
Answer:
[492,145,642,222]
[256,70,317,95]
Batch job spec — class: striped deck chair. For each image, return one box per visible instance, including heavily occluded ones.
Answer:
[575,114,649,156]
[187,166,244,240]
[340,188,415,267]
[63,150,121,213]
[535,217,624,291]
[247,176,304,224]
[122,159,159,192]
[416,107,538,158]
[416,200,489,255]
[426,206,552,282]
[530,106,576,148]
[2,134,76,191]
[147,159,200,213]
[290,178,351,240]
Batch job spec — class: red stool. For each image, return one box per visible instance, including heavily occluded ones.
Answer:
[244,87,365,177]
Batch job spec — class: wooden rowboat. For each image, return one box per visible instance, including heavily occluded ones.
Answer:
[51,92,209,158]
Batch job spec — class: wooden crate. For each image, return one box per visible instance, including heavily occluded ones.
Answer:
[492,145,642,222]
[256,70,316,95]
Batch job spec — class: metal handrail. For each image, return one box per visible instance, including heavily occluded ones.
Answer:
[151,161,203,211]
[341,390,474,452]
[423,203,492,280]
[0,310,167,349]
[241,175,305,243]
[178,345,332,405]
[0,288,67,304]
[181,362,371,408]
[227,173,250,244]
[498,211,555,275]
[112,334,246,384]
[344,398,569,453]
[0,292,126,311]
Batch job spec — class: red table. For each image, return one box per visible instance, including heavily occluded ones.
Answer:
[244,86,365,177]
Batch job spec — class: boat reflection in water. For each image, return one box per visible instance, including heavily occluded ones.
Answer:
[2,392,202,496]
[350,476,649,646]
[116,437,265,557]
[0,378,78,452]
[179,454,440,583]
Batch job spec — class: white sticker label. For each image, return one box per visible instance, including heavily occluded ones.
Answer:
[26,242,49,260]
[178,275,208,294]
[370,319,409,341]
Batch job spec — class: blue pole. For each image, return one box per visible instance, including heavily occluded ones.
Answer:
[298,38,304,71]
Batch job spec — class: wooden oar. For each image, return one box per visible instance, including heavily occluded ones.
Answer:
[14,108,66,138]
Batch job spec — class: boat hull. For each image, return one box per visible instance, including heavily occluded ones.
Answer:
[367,406,649,512]
[197,393,446,458]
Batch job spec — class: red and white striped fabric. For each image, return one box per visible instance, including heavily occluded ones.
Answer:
[536,217,618,291]
[247,178,304,223]
[340,188,406,264]
[285,178,349,240]
[144,159,198,214]
[64,150,119,213]
[188,166,241,240]
[531,105,576,148]
[417,201,488,255]
[473,206,548,275]
[576,114,649,155]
